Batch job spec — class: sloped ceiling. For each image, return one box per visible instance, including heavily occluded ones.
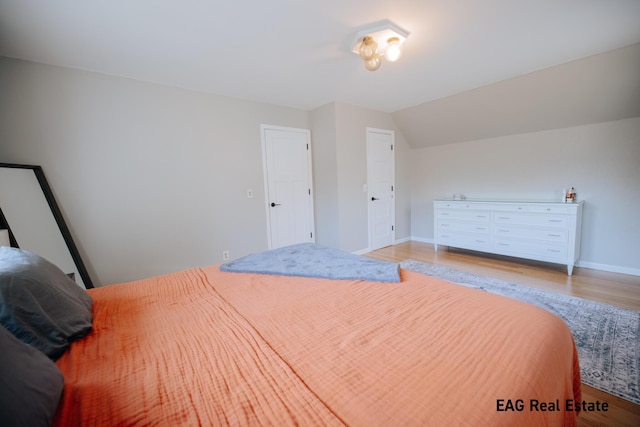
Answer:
[392,43,640,147]
[1,0,639,147]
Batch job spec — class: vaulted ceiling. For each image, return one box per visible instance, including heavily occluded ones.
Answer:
[1,0,639,147]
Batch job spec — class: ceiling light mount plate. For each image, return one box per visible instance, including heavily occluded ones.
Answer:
[351,19,410,58]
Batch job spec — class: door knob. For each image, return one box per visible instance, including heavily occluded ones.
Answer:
[371,197,379,201]
[270,202,281,207]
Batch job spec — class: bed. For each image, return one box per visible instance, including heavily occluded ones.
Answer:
[0,244,581,426]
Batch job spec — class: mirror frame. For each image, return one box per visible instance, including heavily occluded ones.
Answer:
[0,163,94,288]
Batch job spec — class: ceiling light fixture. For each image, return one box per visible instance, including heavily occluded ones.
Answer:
[351,20,410,71]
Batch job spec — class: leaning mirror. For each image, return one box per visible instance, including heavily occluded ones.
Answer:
[0,163,93,288]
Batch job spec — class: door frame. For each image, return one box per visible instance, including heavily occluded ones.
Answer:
[260,124,315,249]
[366,127,395,251]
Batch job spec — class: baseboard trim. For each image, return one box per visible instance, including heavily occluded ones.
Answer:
[408,236,639,277]
[353,237,412,256]
[356,238,640,277]
[576,260,640,277]
[410,236,433,244]
[394,236,411,244]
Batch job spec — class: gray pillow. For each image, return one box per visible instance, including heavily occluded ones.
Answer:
[0,325,64,426]
[0,246,93,359]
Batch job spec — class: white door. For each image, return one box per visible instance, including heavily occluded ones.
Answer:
[367,128,395,251]
[262,125,315,249]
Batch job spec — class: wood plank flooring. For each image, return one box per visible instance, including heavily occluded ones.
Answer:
[365,241,640,427]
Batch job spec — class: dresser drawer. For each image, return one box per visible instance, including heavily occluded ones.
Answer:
[528,205,570,214]
[493,213,568,228]
[438,221,490,234]
[492,204,530,213]
[438,210,491,222]
[494,238,568,260]
[435,202,488,209]
[494,225,568,243]
[436,231,490,250]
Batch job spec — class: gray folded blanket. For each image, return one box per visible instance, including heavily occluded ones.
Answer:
[220,243,400,283]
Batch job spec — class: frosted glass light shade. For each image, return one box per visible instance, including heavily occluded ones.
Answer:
[358,36,378,61]
[364,54,382,71]
[385,37,401,62]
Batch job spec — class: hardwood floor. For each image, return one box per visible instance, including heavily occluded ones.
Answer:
[365,241,640,427]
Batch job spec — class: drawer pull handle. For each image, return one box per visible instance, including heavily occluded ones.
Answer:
[547,249,561,253]
[441,213,449,216]
[476,240,485,243]
[498,243,510,246]
[498,216,510,220]
[548,234,561,237]
[476,215,487,218]
[548,219,562,223]
[476,227,485,230]
[499,229,509,232]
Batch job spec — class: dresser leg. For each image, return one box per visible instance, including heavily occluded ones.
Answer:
[567,264,574,276]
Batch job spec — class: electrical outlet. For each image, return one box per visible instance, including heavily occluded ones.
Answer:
[222,250,230,261]
[247,189,253,198]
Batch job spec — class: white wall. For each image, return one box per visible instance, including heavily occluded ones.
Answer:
[0,58,412,285]
[310,102,412,253]
[410,117,640,275]
[334,103,412,252]
[1,56,636,282]
[309,103,340,249]
[0,58,309,285]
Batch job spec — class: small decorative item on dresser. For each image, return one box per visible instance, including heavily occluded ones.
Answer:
[565,187,577,203]
[452,194,465,200]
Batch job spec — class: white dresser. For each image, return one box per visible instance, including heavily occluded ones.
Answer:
[433,200,583,275]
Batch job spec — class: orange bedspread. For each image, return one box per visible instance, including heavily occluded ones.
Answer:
[54,266,581,426]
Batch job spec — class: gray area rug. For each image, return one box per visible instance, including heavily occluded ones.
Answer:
[400,259,640,405]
